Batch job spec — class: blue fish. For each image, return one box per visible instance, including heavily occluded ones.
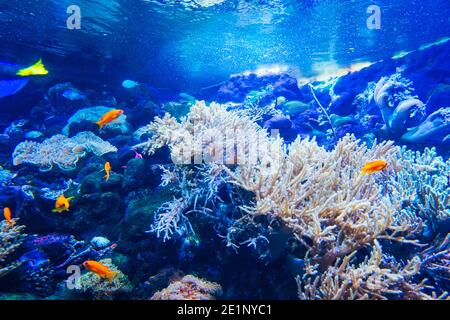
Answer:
[62,89,85,101]
[0,78,29,99]
[122,80,139,89]
[0,60,48,99]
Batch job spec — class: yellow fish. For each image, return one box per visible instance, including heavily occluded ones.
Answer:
[16,59,48,77]
[103,162,111,181]
[3,207,15,226]
[83,260,117,282]
[95,109,124,130]
[53,195,74,213]
[360,160,388,176]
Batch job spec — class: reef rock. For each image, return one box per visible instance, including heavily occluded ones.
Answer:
[401,107,450,146]
[76,259,132,300]
[47,83,89,115]
[62,106,132,137]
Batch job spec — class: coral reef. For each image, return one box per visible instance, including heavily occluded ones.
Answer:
[0,220,26,279]
[47,83,89,115]
[151,274,222,300]
[224,134,417,266]
[63,106,131,136]
[12,132,117,172]
[388,147,449,238]
[90,237,111,250]
[0,42,449,301]
[77,258,132,300]
[296,241,445,300]
[17,249,56,296]
[401,107,450,145]
[420,234,449,290]
[136,101,417,266]
[0,166,16,186]
[216,72,302,103]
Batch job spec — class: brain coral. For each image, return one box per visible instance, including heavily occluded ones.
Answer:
[12,131,117,172]
[151,275,222,300]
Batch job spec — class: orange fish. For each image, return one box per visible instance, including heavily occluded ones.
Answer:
[95,109,124,130]
[3,207,15,226]
[83,260,117,281]
[360,160,388,175]
[103,162,111,181]
[53,195,74,213]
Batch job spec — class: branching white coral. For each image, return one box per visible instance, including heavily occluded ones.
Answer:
[296,240,446,300]
[224,134,416,266]
[149,197,193,242]
[388,146,449,236]
[137,101,419,264]
[0,220,26,278]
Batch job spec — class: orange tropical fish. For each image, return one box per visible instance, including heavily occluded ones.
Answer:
[3,207,15,226]
[95,109,124,129]
[104,161,111,181]
[53,195,74,213]
[83,260,117,281]
[360,160,388,175]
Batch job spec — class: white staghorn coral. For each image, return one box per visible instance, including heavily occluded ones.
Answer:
[388,146,449,237]
[134,101,271,166]
[150,197,193,242]
[296,240,445,300]
[136,101,417,265]
[0,220,27,278]
[225,133,416,266]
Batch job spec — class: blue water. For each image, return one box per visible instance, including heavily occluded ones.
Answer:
[0,0,448,300]
[1,0,450,91]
